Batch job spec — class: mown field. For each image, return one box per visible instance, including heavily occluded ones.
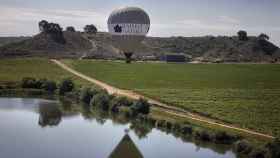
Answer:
[0,58,90,87]
[63,60,280,137]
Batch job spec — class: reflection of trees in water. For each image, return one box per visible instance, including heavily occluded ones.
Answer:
[38,99,81,127]
[157,127,231,155]
[80,105,108,125]
[110,113,130,125]
[36,99,232,154]
[130,120,153,139]
[38,103,62,127]
[59,99,80,117]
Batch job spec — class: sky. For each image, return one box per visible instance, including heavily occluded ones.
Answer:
[0,0,280,46]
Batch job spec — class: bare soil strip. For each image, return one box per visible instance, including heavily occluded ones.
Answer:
[51,59,275,139]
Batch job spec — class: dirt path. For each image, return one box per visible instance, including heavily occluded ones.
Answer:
[51,59,275,139]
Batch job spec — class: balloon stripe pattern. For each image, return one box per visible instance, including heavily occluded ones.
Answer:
[108,24,149,36]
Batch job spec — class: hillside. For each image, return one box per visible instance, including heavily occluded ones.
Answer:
[0,37,30,47]
[0,31,91,58]
[1,31,279,62]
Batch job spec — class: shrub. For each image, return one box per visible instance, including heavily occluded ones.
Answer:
[84,24,97,34]
[21,77,37,89]
[249,147,270,158]
[156,120,166,128]
[172,123,182,132]
[90,92,111,111]
[237,30,248,41]
[131,98,151,115]
[59,78,74,95]
[66,26,76,32]
[181,125,193,134]
[110,96,133,112]
[147,117,157,126]
[36,78,48,89]
[195,130,212,141]
[265,138,280,158]
[213,131,237,144]
[166,121,173,130]
[119,106,134,118]
[41,80,57,93]
[80,87,99,104]
[234,140,253,155]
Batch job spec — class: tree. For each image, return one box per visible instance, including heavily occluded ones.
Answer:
[265,138,280,158]
[66,26,76,32]
[38,20,65,44]
[41,80,57,93]
[131,98,151,115]
[21,77,38,89]
[39,20,49,32]
[80,87,99,104]
[59,78,75,95]
[84,24,98,34]
[258,33,269,41]
[237,30,248,41]
[90,92,110,111]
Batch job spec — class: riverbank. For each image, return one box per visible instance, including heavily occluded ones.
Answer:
[1,79,279,158]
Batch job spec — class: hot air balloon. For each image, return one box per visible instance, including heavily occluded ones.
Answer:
[108,7,150,63]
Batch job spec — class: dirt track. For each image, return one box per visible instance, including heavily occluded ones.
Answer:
[51,59,275,140]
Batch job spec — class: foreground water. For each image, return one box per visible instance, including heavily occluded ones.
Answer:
[0,98,236,158]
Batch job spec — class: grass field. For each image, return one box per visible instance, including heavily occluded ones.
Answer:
[63,60,280,137]
[0,58,90,86]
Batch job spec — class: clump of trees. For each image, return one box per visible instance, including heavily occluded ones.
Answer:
[79,86,151,116]
[131,98,151,115]
[90,91,111,111]
[237,30,248,41]
[257,33,278,55]
[66,26,76,32]
[265,138,280,158]
[80,87,98,104]
[234,140,253,155]
[38,20,65,44]
[233,138,280,158]
[258,33,269,41]
[59,78,75,95]
[21,77,57,93]
[110,96,133,112]
[84,24,98,34]
[20,77,76,95]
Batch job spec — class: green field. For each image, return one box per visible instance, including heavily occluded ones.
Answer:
[63,60,280,137]
[0,58,90,86]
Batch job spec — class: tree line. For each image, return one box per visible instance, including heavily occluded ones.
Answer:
[39,20,98,34]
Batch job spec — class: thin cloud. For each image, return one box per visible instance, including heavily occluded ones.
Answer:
[218,16,240,24]
[0,6,108,35]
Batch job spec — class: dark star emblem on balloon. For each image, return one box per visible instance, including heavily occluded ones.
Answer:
[114,25,122,33]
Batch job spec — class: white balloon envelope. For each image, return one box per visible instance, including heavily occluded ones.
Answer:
[107,7,150,62]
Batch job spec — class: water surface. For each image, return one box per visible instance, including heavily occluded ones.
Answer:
[0,98,236,158]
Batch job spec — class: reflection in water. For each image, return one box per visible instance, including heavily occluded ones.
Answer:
[0,98,236,158]
[109,130,143,158]
[130,120,153,139]
[38,102,62,127]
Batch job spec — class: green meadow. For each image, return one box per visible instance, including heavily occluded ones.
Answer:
[0,58,90,86]
[63,60,280,137]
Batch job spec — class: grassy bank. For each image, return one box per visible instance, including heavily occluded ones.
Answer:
[0,58,91,87]
[63,60,280,137]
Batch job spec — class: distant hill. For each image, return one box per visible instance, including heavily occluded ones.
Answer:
[1,31,279,63]
[0,31,91,58]
[0,36,30,47]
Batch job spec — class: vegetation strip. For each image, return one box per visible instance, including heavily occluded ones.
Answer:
[51,59,274,139]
